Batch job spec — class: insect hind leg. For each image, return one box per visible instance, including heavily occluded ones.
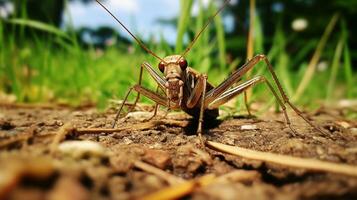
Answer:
[207,76,298,135]
[258,55,327,135]
[205,54,327,135]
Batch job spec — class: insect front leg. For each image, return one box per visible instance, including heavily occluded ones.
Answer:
[132,85,168,107]
[197,74,208,142]
[112,87,135,128]
[186,75,206,109]
[145,86,161,121]
[112,62,167,128]
[184,73,208,142]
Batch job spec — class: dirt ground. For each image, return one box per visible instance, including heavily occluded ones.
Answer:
[0,103,357,200]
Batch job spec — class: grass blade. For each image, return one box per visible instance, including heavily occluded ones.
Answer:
[176,0,194,52]
[341,20,353,98]
[246,0,256,60]
[7,19,71,40]
[244,0,256,105]
[293,13,339,101]
[213,4,226,70]
[326,35,344,101]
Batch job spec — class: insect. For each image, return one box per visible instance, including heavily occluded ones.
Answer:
[96,0,326,141]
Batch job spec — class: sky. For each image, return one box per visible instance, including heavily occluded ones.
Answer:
[63,0,235,44]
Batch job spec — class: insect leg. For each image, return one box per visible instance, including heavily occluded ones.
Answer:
[132,85,167,107]
[126,62,167,115]
[208,76,264,109]
[186,75,206,109]
[197,74,208,142]
[207,76,297,135]
[257,55,327,135]
[184,73,209,141]
[205,54,278,105]
[146,104,159,121]
[112,62,167,128]
[141,62,167,91]
[205,54,326,135]
[244,91,252,116]
[145,86,161,121]
[113,84,167,125]
[112,87,135,128]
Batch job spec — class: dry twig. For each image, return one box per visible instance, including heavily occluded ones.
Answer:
[0,126,36,149]
[50,123,75,154]
[75,119,188,135]
[0,102,94,110]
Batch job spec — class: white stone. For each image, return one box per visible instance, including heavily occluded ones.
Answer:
[126,111,153,121]
[241,124,258,130]
[58,140,106,158]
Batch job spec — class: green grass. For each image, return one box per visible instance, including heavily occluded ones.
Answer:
[0,1,355,113]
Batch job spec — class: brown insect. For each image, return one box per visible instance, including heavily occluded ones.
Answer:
[96,0,326,141]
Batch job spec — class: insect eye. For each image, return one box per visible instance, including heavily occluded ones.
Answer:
[158,62,165,73]
[179,59,188,70]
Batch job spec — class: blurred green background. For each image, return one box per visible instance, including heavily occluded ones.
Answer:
[0,0,356,114]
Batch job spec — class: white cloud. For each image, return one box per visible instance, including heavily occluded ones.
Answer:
[107,0,140,14]
[64,0,140,29]
[192,0,210,16]
[68,1,87,17]
[0,1,14,19]
[230,0,238,5]
[192,0,237,16]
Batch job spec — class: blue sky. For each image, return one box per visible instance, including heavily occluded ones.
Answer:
[64,0,235,44]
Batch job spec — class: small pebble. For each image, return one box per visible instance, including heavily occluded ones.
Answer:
[126,111,153,121]
[71,111,84,117]
[143,149,171,169]
[224,138,235,146]
[123,138,133,145]
[58,140,106,158]
[336,121,350,129]
[241,124,258,130]
[350,128,357,136]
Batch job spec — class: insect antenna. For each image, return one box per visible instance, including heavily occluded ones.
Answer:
[179,0,231,60]
[95,0,166,63]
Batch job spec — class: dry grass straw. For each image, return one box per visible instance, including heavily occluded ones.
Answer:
[207,141,357,177]
[134,161,184,185]
[139,169,260,200]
